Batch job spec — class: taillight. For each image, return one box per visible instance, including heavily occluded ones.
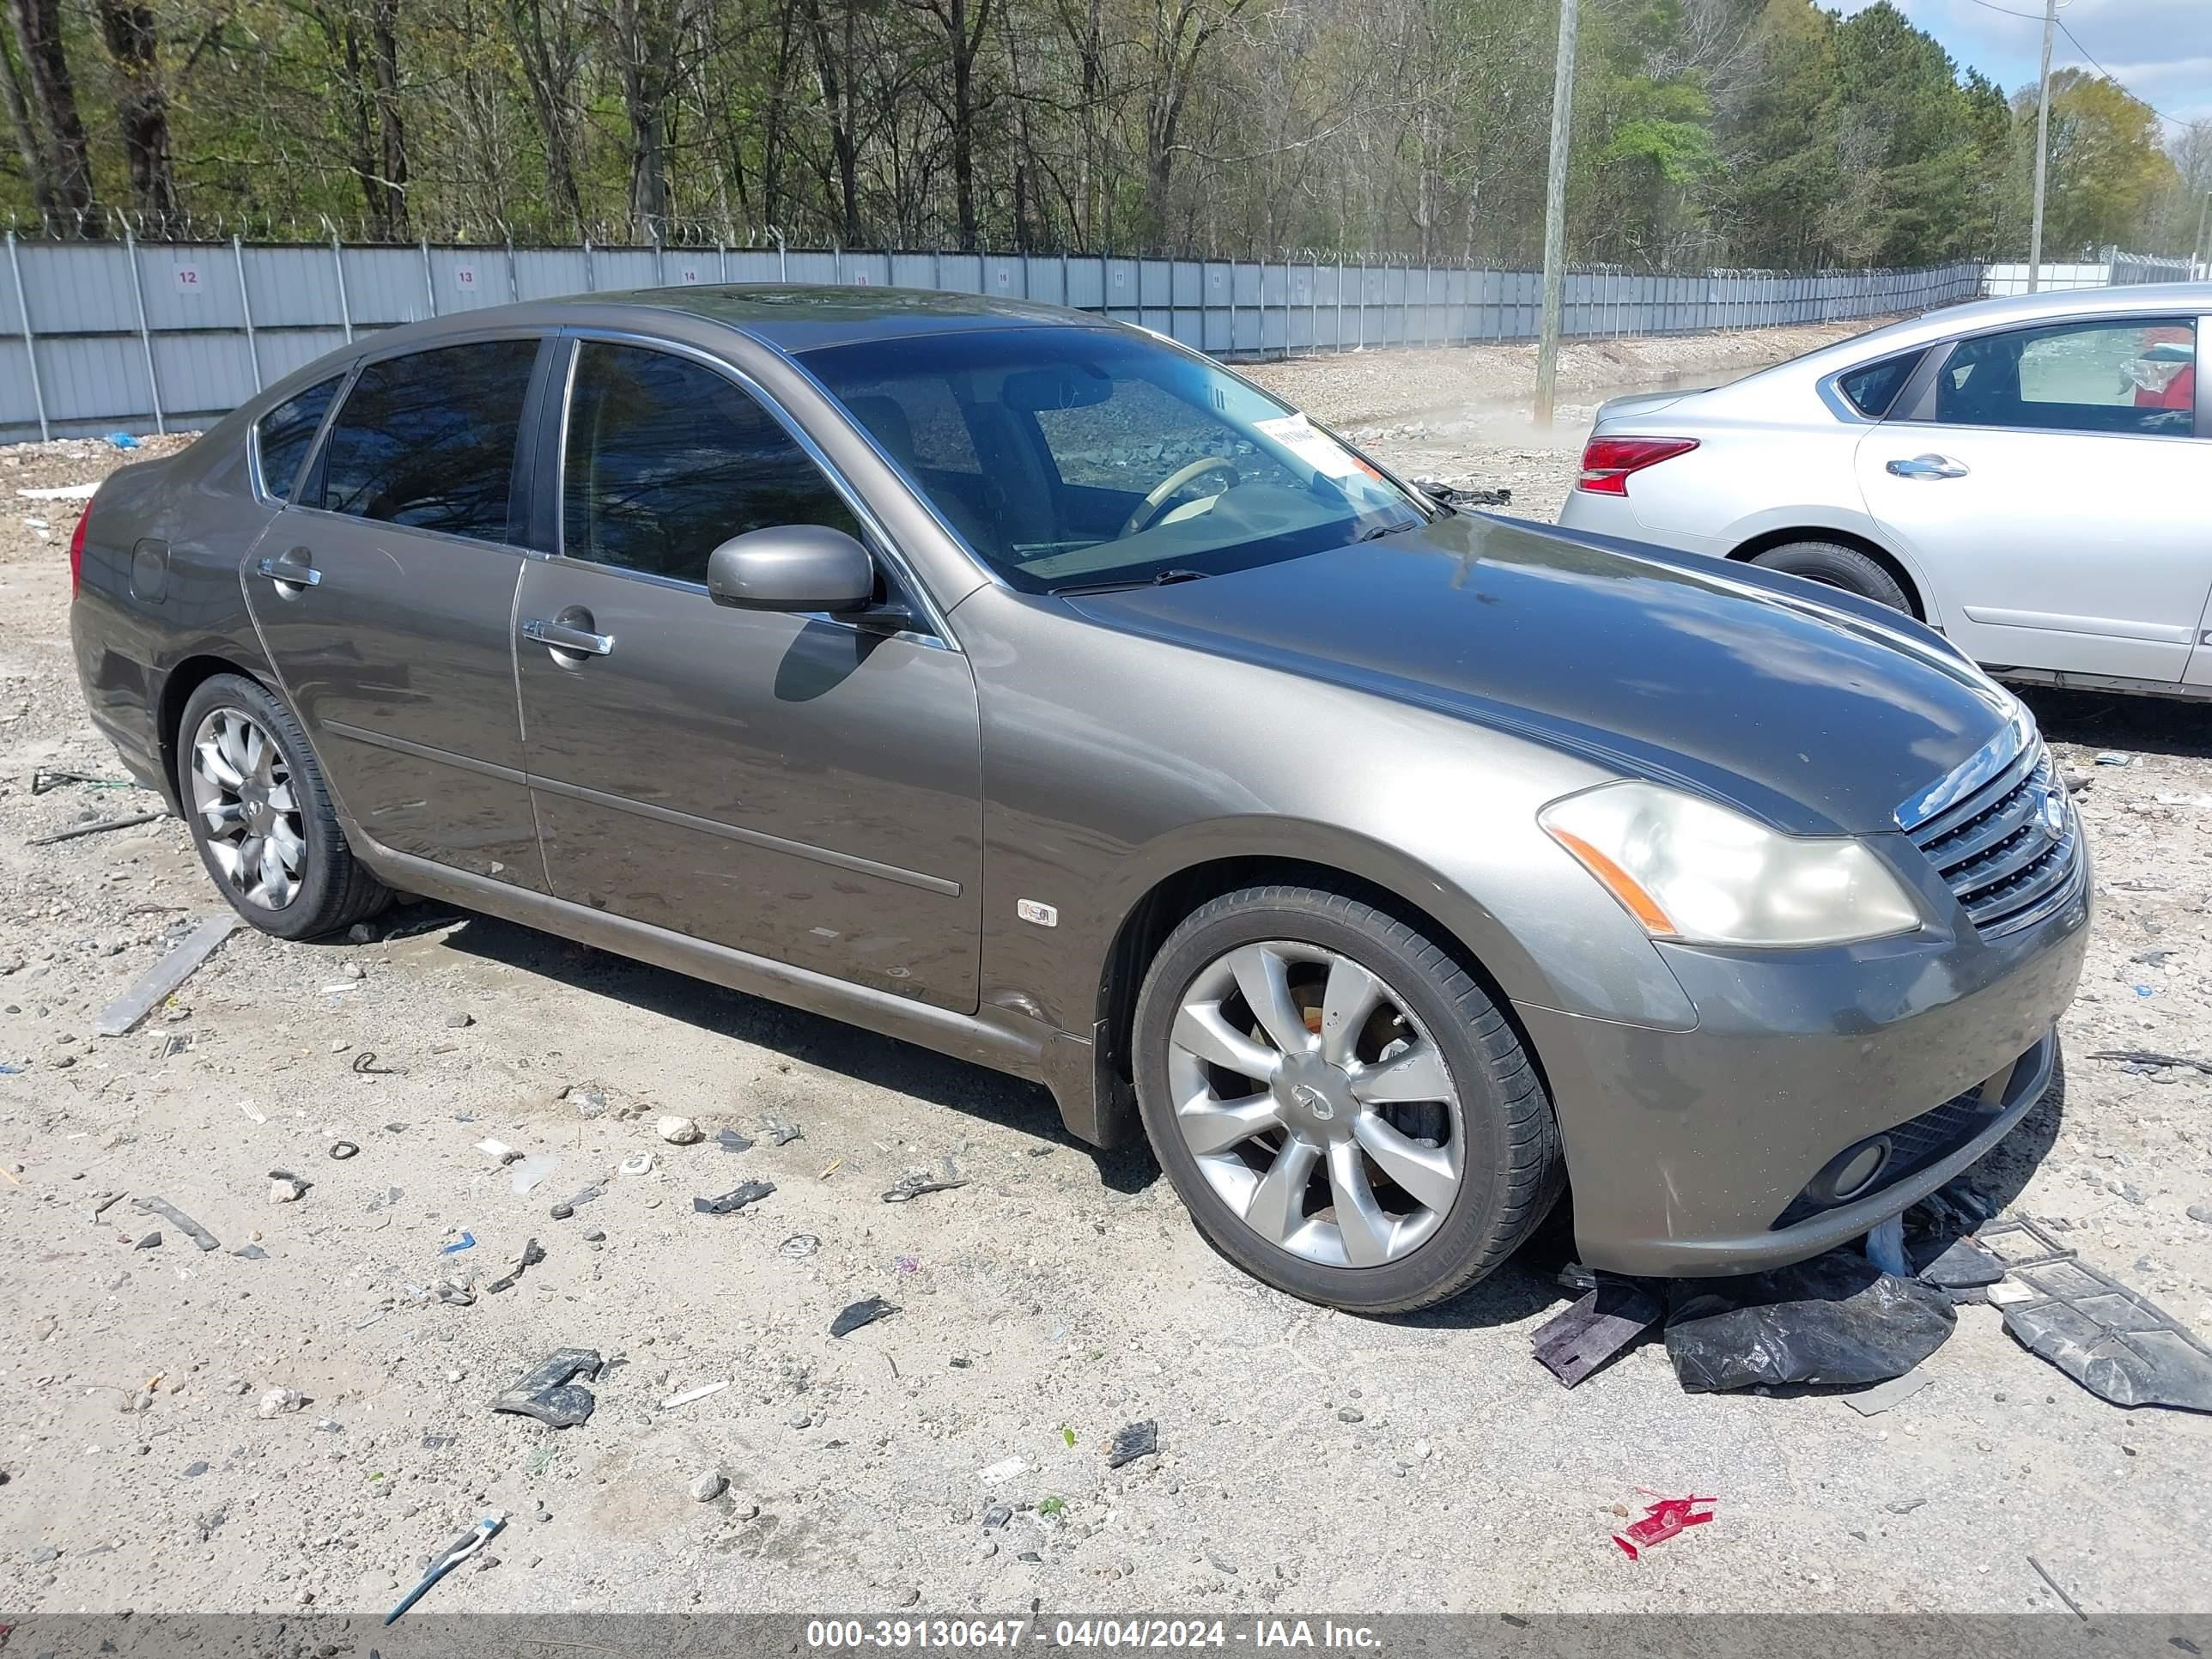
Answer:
[1577,436,1698,495]
[68,501,91,594]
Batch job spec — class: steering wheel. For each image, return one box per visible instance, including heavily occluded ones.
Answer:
[1121,456,1241,537]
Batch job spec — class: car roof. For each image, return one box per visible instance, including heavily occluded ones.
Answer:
[586,283,1099,352]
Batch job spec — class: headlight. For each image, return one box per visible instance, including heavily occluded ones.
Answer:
[1539,781,1923,947]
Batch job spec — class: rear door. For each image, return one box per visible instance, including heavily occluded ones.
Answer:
[242,335,551,889]
[514,337,983,1010]
[1854,313,2211,684]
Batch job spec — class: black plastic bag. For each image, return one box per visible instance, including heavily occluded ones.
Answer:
[1662,1248,1956,1393]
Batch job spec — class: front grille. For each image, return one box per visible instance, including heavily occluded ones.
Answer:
[1904,739,2081,938]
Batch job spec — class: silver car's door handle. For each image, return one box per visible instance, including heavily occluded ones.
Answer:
[1886,453,1969,480]
[522,618,614,658]
[254,550,320,586]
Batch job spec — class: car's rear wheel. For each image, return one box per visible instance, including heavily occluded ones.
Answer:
[1132,884,1562,1313]
[1747,539,1911,612]
[176,673,392,939]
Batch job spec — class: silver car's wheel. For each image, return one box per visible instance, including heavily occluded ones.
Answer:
[188,707,307,910]
[1167,940,1462,1268]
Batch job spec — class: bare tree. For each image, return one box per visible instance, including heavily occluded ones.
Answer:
[5,0,98,233]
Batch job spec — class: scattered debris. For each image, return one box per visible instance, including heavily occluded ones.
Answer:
[2090,1049,2212,1077]
[350,1051,404,1075]
[327,1139,361,1160]
[508,1153,557,1194]
[1978,1216,2076,1271]
[16,480,100,500]
[258,1388,305,1419]
[267,1172,310,1205]
[568,1085,609,1118]
[1613,1494,1715,1560]
[386,1513,505,1624]
[830,1296,897,1338]
[1413,477,1512,507]
[483,1238,546,1295]
[657,1115,703,1146]
[490,1349,602,1429]
[690,1468,729,1503]
[27,810,162,846]
[1988,1280,2034,1306]
[661,1380,730,1411]
[1863,1214,1910,1278]
[1532,1279,1664,1389]
[131,1195,219,1252]
[550,1184,602,1221]
[2028,1555,2088,1622]
[1662,1249,1955,1392]
[694,1180,775,1216]
[1886,1497,1928,1515]
[1840,1370,1934,1416]
[717,1127,755,1154]
[762,1118,802,1146]
[883,1170,968,1203]
[780,1234,821,1259]
[2094,751,2131,767]
[440,1231,477,1255]
[31,766,132,793]
[1911,1235,2007,1296]
[1999,1257,2212,1412]
[476,1139,521,1165]
[1107,1419,1158,1468]
[979,1457,1027,1485]
[617,1152,657,1178]
[92,915,240,1036]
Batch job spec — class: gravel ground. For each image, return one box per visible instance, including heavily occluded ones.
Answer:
[3,331,2210,1621]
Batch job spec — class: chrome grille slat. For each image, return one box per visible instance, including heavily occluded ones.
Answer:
[1902,732,2081,940]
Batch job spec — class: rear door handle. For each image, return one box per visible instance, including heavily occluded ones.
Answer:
[1886,453,1969,480]
[522,617,614,658]
[255,549,320,588]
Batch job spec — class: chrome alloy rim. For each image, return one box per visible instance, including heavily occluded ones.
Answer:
[188,708,305,909]
[1167,942,1463,1267]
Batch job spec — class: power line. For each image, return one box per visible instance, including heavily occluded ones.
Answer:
[2054,19,2198,127]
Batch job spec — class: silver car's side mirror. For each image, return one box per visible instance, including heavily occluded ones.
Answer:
[705,526,876,614]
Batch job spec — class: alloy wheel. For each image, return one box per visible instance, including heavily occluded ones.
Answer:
[1166,941,1464,1268]
[188,707,306,910]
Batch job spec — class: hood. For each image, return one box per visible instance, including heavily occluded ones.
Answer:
[1066,513,2016,836]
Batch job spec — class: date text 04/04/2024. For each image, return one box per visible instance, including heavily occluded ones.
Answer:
[803,1620,1384,1650]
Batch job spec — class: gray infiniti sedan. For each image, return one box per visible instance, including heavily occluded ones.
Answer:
[70,288,2090,1312]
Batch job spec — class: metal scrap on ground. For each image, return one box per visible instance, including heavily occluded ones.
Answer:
[93,915,241,1036]
[830,1296,897,1338]
[130,1195,219,1252]
[694,1181,775,1216]
[882,1171,968,1203]
[2000,1258,2212,1413]
[490,1349,602,1428]
[29,811,163,845]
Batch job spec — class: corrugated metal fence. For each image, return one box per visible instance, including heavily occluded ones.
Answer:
[0,235,1985,443]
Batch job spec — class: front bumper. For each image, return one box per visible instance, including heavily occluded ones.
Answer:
[1516,856,2091,1278]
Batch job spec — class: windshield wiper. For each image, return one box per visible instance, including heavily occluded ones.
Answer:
[1051,568,1210,596]
[1357,518,1425,543]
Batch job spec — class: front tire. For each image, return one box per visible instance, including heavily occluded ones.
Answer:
[1132,884,1562,1313]
[175,673,392,939]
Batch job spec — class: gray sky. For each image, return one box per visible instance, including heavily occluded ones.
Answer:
[1826,0,2212,133]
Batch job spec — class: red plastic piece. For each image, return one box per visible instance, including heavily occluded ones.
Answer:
[1612,1494,1715,1560]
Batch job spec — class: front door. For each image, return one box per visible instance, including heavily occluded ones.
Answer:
[1854,313,2211,684]
[514,338,983,1011]
[241,336,550,888]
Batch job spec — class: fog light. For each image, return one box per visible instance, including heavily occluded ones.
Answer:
[1807,1135,1892,1206]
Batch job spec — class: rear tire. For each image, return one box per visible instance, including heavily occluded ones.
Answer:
[175,673,392,940]
[1132,884,1562,1314]
[1747,539,1911,612]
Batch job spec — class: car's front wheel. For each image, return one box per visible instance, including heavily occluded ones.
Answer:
[1132,884,1562,1313]
[176,673,392,939]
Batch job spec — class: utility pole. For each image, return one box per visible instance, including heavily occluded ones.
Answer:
[1534,0,1579,427]
[2026,0,2057,293]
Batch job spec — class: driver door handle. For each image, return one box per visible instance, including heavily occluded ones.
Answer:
[1886,453,1969,480]
[522,617,615,658]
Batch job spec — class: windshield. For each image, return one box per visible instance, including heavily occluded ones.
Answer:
[799,326,1429,592]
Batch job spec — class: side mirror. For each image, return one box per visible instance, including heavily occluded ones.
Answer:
[705,525,876,614]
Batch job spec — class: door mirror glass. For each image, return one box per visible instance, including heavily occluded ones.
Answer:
[705,525,876,613]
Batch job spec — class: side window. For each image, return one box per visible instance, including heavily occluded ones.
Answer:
[562,342,861,583]
[319,339,540,538]
[255,376,339,501]
[1929,319,2195,437]
[1836,351,1921,419]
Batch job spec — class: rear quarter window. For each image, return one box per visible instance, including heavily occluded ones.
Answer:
[1836,351,1923,419]
[254,377,340,501]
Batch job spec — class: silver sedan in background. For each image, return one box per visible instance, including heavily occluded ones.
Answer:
[1559,283,2212,702]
